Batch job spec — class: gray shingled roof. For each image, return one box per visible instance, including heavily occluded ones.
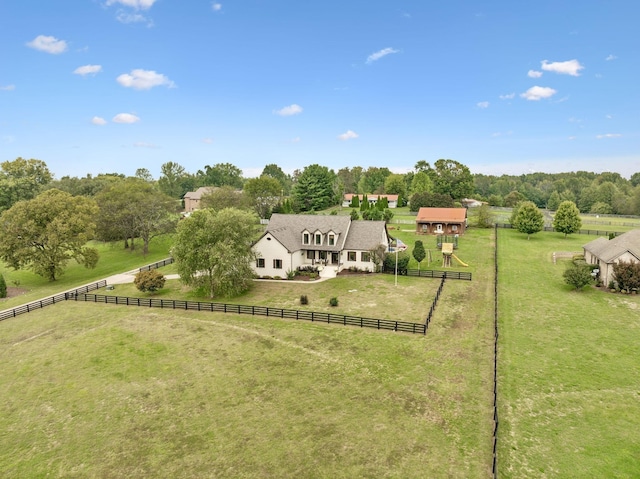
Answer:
[343,220,389,251]
[264,214,352,252]
[583,229,640,263]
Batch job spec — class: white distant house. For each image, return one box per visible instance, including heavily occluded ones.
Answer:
[342,194,399,208]
[583,229,640,287]
[252,214,390,277]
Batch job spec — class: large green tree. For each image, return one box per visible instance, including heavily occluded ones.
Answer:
[200,186,249,211]
[199,163,244,189]
[553,201,582,238]
[430,159,473,200]
[158,162,196,199]
[0,157,53,213]
[384,174,407,205]
[172,208,258,298]
[358,167,391,195]
[0,189,99,281]
[243,175,282,218]
[261,164,292,195]
[511,201,544,239]
[292,164,337,212]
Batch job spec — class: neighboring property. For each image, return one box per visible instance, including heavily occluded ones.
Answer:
[461,198,483,208]
[252,213,390,277]
[415,207,468,235]
[583,229,640,287]
[183,187,216,212]
[342,194,399,208]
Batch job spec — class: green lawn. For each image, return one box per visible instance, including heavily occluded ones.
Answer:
[497,228,640,478]
[0,229,496,477]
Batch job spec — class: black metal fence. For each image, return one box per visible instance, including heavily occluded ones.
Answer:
[70,293,428,334]
[383,267,472,281]
[425,277,446,328]
[0,281,107,322]
[138,257,174,272]
[492,225,499,478]
[495,223,623,237]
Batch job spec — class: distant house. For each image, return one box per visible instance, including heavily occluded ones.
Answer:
[342,194,399,208]
[461,198,483,208]
[583,229,640,287]
[252,213,390,277]
[183,187,216,212]
[415,207,467,235]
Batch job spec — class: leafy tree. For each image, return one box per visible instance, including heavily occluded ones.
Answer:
[0,273,6,298]
[261,163,292,194]
[358,167,391,194]
[383,251,410,275]
[172,208,258,298]
[504,190,526,207]
[613,260,640,293]
[474,204,494,228]
[430,159,474,200]
[546,191,562,211]
[384,174,406,205]
[134,270,166,293]
[0,189,99,281]
[362,208,383,220]
[512,201,544,239]
[135,168,154,182]
[291,164,337,212]
[158,162,190,198]
[350,209,360,220]
[409,192,454,211]
[487,194,503,207]
[412,240,426,271]
[410,171,433,195]
[553,201,582,238]
[630,172,640,188]
[589,201,612,215]
[47,173,123,197]
[95,179,179,254]
[243,175,282,218]
[382,208,394,223]
[368,243,387,272]
[336,166,363,194]
[0,157,53,213]
[199,163,244,189]
[563,263,594,291]
[200,186,249,211]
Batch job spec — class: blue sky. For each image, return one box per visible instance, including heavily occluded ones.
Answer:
[1,0,638,180]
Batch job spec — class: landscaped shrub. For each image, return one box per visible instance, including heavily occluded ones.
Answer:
[286,269,296,280]
[0,273,7,298]
[329,297,338,307]
[300,294,309,305]
[134,270,166,293]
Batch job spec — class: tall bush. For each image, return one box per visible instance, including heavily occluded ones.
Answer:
[0,273,7,298]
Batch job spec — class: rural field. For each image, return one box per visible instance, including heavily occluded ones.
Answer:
[1,223,639,477]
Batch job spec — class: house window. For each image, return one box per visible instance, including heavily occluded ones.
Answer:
[315,233,322,245]
[273,259,282,269]
[422,224,428,232]
[347,251,356,261]
[319,251,327,260]
[361,252,371,262]
[328,234,335,246]
[303,233,310,245]
[256,258,265,268]
[452,224,458,231]
[307,250,315,260]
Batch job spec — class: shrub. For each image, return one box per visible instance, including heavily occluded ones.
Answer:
[134,270,166,293]
[300,294,309,305]
[329,297,338,307]
[563,263,593,291]
[0,273,6,298]
[286,269,296,280]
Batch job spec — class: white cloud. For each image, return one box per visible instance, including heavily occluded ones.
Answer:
[366,47,399,64]
[477,101,489,109]
[520,86,557,101]
[112,113,140,124]
[605,54,617,61]
[527,70,543,78]
[212,2,222,11]
[74,64,102,76]
[338,130,358,141]
[106,0,157,9]
[568,136,577,140]
[116,12,153,25]
[116,69,175,90]
[541,59,584,76]
[26,35,68,54]
[274,104,303,116]
[596,133,622,139]
[202,138,214,144]
[0,84,15,91]
[91,116,107,125]
[499,93,515,100]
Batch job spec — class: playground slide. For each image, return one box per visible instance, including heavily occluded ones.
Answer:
[451,254,468,267]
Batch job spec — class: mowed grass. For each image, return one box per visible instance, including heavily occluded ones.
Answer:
[0,228,496,478]
[0,235,174,311]
[497,229,640,478]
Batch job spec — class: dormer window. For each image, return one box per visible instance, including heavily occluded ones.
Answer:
[328,234,335,246]
[303,233,310,245]
[315,233,322,245]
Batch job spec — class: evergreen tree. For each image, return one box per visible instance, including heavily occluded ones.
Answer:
[350,195,360,208]
[547,191,562,211]
[350,209,360,220]
[0,273,6,298]
[412,240,426,271]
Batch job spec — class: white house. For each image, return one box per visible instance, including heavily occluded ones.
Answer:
[583,229,640,287]
[252,214,390,277]
[342,194,399,208]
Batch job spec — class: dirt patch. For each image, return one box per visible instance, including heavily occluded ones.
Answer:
[0,287,29,301]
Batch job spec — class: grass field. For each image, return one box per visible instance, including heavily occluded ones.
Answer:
[0,228,496,477]
[497,228,640,478]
